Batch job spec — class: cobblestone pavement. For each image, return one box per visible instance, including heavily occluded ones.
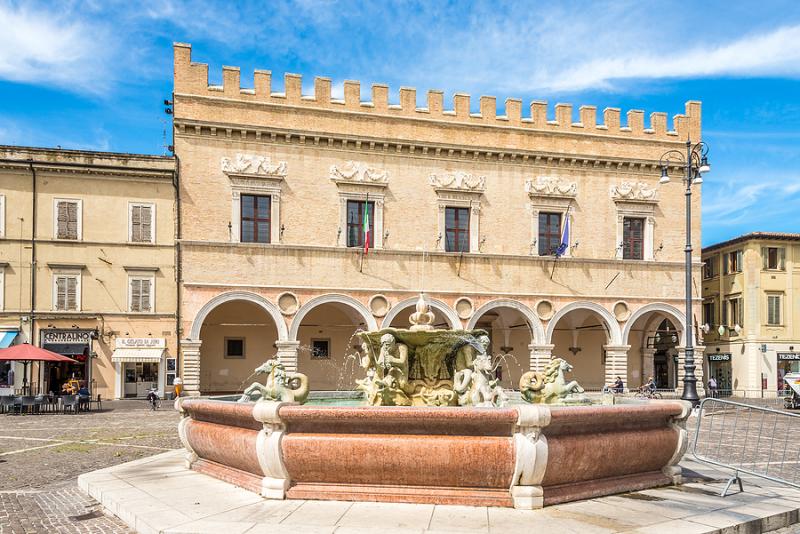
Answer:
[1,398,798,533]
[0,400,181,533]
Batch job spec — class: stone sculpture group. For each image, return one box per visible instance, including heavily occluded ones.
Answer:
[239,295,588,408]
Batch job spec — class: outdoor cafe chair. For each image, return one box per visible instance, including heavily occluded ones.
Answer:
[20,396,38,415]
[34,395,47,413]
[62,395,79,414]
[0,395,17,414]
[89,394,102,411]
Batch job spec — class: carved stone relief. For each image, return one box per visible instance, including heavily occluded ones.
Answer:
[429,171,486,192]
[525,176,577,198]
[221,154,288,177]
[610,181,658,203]
[330,161,389,185]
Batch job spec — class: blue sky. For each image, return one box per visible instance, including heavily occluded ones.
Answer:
[1,0,799,246]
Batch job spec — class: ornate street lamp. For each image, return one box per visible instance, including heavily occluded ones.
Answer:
[659,140,710,406]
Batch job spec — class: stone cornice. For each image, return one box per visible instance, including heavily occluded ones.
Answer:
[173,117,686,174]
[0,159,175,182]
[178,239,703,268]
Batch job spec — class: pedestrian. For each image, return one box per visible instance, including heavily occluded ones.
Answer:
[613,376,624,394]
[707,376,718,398]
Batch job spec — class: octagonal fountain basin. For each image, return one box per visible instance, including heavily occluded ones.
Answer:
[176,398,691,509]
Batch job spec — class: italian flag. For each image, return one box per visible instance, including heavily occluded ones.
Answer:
[363,195,370,255]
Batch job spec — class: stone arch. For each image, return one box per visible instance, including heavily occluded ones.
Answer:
[545,301,622,345]
[466,299,545,344]
[189,290,287,341]
[381,297,461,329]
[622,302,687,347]
[288,293,378,341]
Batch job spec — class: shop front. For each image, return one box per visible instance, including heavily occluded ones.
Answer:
[41,329,94,394]
[778,353,800,394]
[111,338,167,399]
[707,352,732,395]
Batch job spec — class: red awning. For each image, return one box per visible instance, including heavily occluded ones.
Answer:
[0,343,77,362]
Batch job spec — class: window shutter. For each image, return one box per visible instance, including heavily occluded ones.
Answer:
[768,296,781,325]
[778,248,785,270]
[131,279,141,312]
[762,248,768,270]
[66,277,77,310]
[57,202,68,239]
[141,206,152,243]
[736,250,743,272]
[722,300,728,325]
[67,202,78,239]
[141,279,151,312]
[56,277,67,310]
[131,206,141,242]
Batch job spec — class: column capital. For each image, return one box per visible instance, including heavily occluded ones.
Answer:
[603,344,631,353]
[275,340,300,350]
[528,343,554,353]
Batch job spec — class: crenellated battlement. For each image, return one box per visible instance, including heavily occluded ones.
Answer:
[174,43,700,141]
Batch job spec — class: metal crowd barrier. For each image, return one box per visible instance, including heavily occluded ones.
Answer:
[691,397,800,496]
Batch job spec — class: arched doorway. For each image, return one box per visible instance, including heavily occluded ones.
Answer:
[290,295,376,391]
[198,299,280,394]
[466,300,543,389]
[546,303,621,390]
[622,304,685,390]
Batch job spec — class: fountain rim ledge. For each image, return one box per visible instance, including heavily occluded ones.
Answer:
[176,397,692,509]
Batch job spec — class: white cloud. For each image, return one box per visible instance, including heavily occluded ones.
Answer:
[540,25,800,92]
[0,4,112,94]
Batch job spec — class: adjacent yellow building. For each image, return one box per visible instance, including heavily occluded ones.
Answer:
[702,232,800,396]
[0,146,177,400]
[172,43,705,396]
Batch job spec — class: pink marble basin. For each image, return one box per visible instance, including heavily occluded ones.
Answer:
[176,398,690,509]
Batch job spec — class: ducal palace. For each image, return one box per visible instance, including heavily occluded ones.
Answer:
[0,42,707,399]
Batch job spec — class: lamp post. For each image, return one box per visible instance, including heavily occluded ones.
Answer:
[659,139,710,406]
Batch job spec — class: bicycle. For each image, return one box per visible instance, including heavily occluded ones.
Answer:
[635,387,663,400]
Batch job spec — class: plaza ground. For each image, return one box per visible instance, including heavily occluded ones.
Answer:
[1,398,798,533]
[0,400,180,533]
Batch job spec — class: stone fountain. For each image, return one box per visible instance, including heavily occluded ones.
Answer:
[356,294,506,407]
[176,294,692,509]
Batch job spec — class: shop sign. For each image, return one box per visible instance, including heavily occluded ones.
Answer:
[115,338,166,349]
[708,353,732,362]
[41,330,92,344]
[778,353,800,361]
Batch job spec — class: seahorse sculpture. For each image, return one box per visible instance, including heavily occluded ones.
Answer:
[519,358,589,405]
[239,359,309,404]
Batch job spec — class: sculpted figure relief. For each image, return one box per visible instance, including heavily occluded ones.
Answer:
[376,333,409,389]
[239,359,309,404]
[519,358,589,405]
[221,154,288,176]
[610,181,658,202]
[453,352,508,408]
[454,334,490,373]
[357,334,412,406]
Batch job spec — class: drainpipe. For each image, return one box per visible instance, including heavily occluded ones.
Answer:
[173,154,182,374]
